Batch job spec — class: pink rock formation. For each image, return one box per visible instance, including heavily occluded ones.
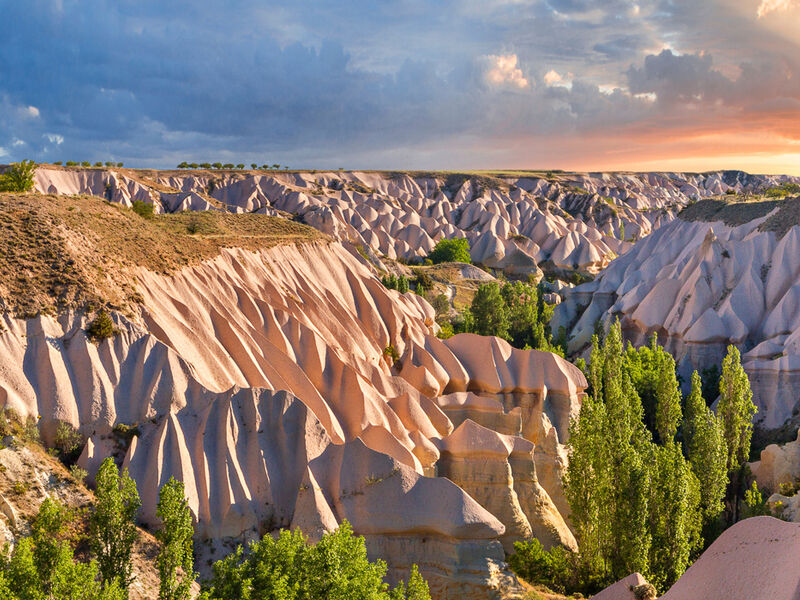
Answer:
[34,167,788,277]
[660,517,800,600]
[591,573,650,600]
[554,198,800,429]
[0,239,587,599]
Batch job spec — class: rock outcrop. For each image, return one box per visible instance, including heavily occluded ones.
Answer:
[33,167,796,277]
[0,235,587,599]
[553,196,800,429]
[660,516,800,600]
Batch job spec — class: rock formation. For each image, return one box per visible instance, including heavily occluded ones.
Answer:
[0,226,586,598]
[33,166,796,278]
[554,196,800,430]
[659,516,800,600]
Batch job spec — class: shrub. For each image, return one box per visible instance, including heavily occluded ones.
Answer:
[397,275,410,294]
[431,293,450,318]
[177,162,189,169]
[381,274,398,290]
[251,163,258,169]
[69,464,88,484]
[508,539,573,594]
[201,521,431,600]
[0,159,37,192]
[383,345,400,365]
[116,162,123,167]
[131,200,155,219]
[94,162,103,167]
[86,310,116,341]
[413,271,434,293]
[105,161,114,167]
[53,161,63,166]
[66,161,78,166]
[235,164,245,170]
[81,161,91,167]
[223,163,234,169]
[428,238,471,264]
[52,421,85,464]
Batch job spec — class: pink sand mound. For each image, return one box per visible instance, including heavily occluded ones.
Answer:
[661,516,800,600]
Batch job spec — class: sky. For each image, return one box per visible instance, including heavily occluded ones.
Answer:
[1,0,799,173]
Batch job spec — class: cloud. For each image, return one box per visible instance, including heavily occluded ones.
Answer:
[24,106,40,119]
[484,54,529,89]
[44,133,64,145]
[757,0,797,18]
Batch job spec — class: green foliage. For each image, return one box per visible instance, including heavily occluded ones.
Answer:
[430,293,450,319]
[202,522,431,600]
[156,478,197,600]
[471,282,510,339]
[412,271,433,293]
[742,481,770,518]
[0,160,37,192]
[508,539,573,594]
[86,310,116,341]
[563,321,703,594]
[624,335,681,442]
[718,346,757,472]
[684,372,727,520]
[70,464,89,485]
[381,274,399,290]
[437,321,454,339]
[131,200,155,219]
[396,275,409,294]
[383,345,400,365]
[764,182,800,198]
[0,499,124,600]
[428,238,471,264]
[90,458,141,592]
[52,421,86,464]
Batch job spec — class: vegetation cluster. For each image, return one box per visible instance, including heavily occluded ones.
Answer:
[510,323,760,596]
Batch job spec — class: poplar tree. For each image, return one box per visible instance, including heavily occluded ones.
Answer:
[156,478,197,600]
[90,458,141,594]
[683,371,727,520]
[654,351,682,445]
[717,345,757,471]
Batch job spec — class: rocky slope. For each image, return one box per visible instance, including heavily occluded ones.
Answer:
[0,193,585,598]
[32,166,798,277]
[553,196,800,430]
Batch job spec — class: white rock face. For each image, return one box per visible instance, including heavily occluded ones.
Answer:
[33,167,793,277]
[553,198,800,429]
[0,240,586,599]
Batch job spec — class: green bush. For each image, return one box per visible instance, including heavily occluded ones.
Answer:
[52,421,85,464]
[201,521,431,600]
[131,200,155,219]
[86,310,116,341]
[397,275,409,294]
[508,539,573,594]
[0,159,37,192]
[428,238,471,264]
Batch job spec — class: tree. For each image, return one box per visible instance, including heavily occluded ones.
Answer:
[683,371,727,521]
[90,458,141,593]
[235,164,244,170]
[654,350,682,445]
[563,321,703,593]
[201,522,431,600]
[250,163,258,169]
[428,238,471,264]
[177,162,189,169]
[156,478,197,600]
[397,275,409,294]
[471,282,509,339]
[717,345,757,471]
[0,159,37,192]
[502,281,538,348]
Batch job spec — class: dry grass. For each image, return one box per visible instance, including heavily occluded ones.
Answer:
[0,192,326,317]
[679,196,800,239]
